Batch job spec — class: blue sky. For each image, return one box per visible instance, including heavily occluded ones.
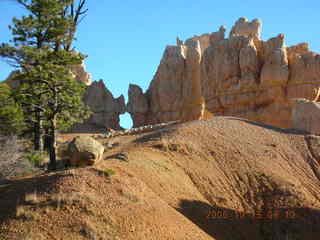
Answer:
[1,0,320,128]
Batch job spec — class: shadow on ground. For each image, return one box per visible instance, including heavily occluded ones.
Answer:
[224,117,309,135]
[0,168,112,226]
[177,199,320,240]
[133,127,176,144]
[0,172,72,224]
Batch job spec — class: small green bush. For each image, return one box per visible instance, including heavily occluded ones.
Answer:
[102,169,115,177]
[25,151,48,167]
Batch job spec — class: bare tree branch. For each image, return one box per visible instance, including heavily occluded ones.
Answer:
[63,0,87,51]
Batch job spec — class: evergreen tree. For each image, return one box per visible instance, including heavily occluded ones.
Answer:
[0,0,90,169]
[0,83,25,135]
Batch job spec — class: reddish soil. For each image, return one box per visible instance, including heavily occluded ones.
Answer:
[1,117,320,239]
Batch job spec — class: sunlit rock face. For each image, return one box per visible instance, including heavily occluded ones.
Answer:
[70,62,93,86]
[127,17,320,128]
[290,98,320,135]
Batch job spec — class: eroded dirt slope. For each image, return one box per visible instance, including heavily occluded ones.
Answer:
[1,117,320,240]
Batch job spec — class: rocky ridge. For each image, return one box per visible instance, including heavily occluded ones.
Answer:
[4,17,320,131]
[101,120,179,139]
[127,17,320,128]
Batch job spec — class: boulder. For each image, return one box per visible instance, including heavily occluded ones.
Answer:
[67,136,104,166]
[290,98,320,135]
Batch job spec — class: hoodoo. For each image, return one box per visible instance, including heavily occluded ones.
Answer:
[127,17,320,128]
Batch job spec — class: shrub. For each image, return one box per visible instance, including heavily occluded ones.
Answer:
[0,83,26,135]
[24,151,48,167]
[102,169,115,177]
[0,135,47,180]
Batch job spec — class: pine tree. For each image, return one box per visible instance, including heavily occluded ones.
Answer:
[0,0,90,169]
[0,83,25,135]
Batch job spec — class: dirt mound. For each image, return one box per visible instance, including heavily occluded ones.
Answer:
[1,117,320,239]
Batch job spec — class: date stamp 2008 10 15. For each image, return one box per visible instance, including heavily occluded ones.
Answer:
[206,209,298,220]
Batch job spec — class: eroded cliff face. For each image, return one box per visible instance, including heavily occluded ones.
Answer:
[127,84,149,127]
[127,17,320,128]
[72,79,126,132]
[71,65,126,131]
[127,31,216,127]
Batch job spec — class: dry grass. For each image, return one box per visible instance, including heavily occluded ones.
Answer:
[0,135,21,178]
[0,135,40,180]
[0,135,49,180]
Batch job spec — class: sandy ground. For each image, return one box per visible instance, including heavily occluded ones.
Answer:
[1,117,320,240]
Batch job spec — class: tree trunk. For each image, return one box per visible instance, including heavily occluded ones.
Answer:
[43,128,51,151]
[48,118,57,170]
[34,111,43,151]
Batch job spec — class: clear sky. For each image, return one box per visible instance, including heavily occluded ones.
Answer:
[1,0,320,128]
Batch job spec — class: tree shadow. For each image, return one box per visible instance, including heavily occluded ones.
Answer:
[133,127,176,144]
[0,172,76,225]
[177,199,320,240]
[0,167,115,227]
[105,153,129,162]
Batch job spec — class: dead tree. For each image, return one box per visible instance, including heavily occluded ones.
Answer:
[63,0,88,51]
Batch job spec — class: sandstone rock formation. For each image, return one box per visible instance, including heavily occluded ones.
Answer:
[70,62,93,86]
[229,17,261,40]
[73,80,125,132]
[290,98,320,135]
[127,84,149,127]
[127,17,320,128]
[127,29,223,127]
[179,39,204,122]
[69,64,125,131]
[67,136,104,166]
